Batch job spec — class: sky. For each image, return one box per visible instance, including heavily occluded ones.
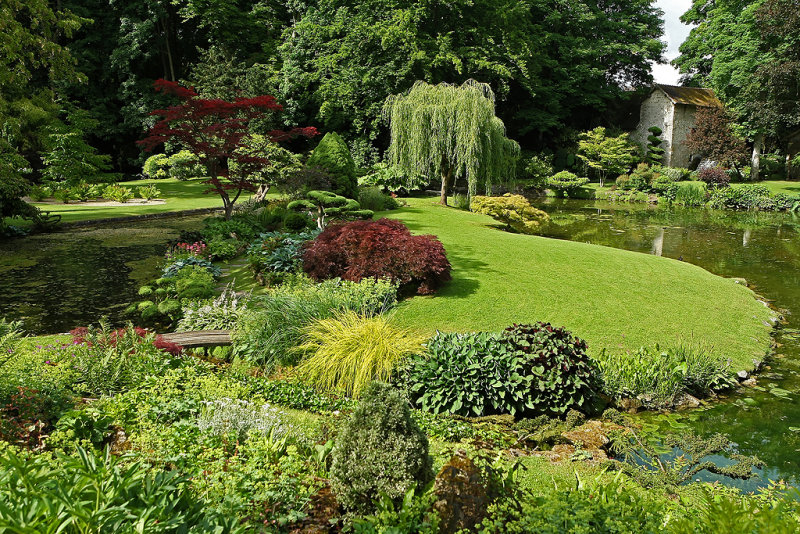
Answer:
[651,0,694,85]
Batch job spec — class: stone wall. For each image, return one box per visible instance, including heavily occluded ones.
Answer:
[631,89,674,166]
[671,103,697,169]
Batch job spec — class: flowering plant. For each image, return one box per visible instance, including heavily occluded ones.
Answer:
[166,241,210,261]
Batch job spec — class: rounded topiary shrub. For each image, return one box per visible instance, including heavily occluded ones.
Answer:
[302,218,451,295]
[502,323,598,416]
[330,381,433,513]
[306,132,358,199]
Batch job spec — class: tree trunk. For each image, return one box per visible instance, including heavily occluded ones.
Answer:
[751,133,763,181]
[253,185,270,202]
[440,166,454,206]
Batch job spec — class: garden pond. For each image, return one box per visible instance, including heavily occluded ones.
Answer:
[2,201,800,489]
[0,216,207,334]
[534,198,800,490]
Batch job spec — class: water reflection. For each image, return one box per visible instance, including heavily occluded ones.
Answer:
[534,198,800,488]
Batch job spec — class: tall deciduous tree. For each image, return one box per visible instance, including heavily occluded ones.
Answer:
[139,79,317,219]
[383,80,520,206]
[577,127,638,186]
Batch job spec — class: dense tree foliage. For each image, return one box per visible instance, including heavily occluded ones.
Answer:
[676,0,800,174]
[384,80,519,205]
[3,0,666,178]
[138,80,317,218]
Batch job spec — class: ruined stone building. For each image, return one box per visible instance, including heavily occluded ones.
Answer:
[631,84,722,169]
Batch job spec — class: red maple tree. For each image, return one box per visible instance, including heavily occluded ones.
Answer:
[138,79,317,218]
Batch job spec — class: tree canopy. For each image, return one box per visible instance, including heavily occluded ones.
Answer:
[383,80,520,205]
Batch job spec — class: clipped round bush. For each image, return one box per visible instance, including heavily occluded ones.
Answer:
[143,154,169,179]
[330,381,433,513]
[306,132,358,198]
[167,150,205,180]
[283,211,310,231]
[471,193,550,234]
[547,171,589,197]
[302,218,451,295]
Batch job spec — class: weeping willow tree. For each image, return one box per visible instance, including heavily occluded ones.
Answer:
[383,80,520,205]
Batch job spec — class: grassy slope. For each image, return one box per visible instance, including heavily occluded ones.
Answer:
[386,197,774,371]
[587,180,800,196]
[28,178,255,223]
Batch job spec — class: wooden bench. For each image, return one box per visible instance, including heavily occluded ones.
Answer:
[160,330,231,349]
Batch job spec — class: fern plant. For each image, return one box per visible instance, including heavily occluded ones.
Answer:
[296,311,423,398]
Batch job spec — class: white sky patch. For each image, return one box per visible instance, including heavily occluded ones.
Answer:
[651,0,695,85]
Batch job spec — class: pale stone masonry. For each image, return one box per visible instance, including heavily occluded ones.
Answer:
[631,84,722,168]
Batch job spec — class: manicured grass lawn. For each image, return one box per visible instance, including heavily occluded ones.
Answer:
[27,178,256,224]
[385,197,775,371]
[732,180,800,195]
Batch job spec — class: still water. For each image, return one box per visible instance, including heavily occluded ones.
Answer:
[0,216,205,334]
[534,199,800,489]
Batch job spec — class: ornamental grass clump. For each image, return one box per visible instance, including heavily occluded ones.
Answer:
[330,381,433,513]
[296,311,423,398]
[470,193,550,234]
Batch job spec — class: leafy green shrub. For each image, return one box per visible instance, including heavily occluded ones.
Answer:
[247,230,317,282]
[657,166,691,182]
[359,162,428,193]
[708,184,777,211]
[288,189,373,230]
[595,344,734,407]
[283,211,311,231]
[649,173,675,194]
[471,194,550,234]
[670,181,707,206]
[71,181,103,201]
[330,382,433,513]
[137,184,161,200]
[202,216,260,243]
[646,125,664,165]
[143,153,170,179]
[102,184,134,203]
[407,323,597,417]
[0,447,243,533]
[28,185,51,201]
[547,171,589,197]
[297,311,423,398]
[47,408,114,450]
[518,153,554,189]
[167,149,205,180]
[451,193,470,210]
[233,278,397,370]
[307,132,358,198]
[172,266,216,300]
[53,187,75,203]
[68,323,184,396]
[359,186,397,211]
[478,481,665,533]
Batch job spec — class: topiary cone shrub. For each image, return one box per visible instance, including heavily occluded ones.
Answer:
[306,132,358,199]
[301,218,451,295]
[329,381,433,514]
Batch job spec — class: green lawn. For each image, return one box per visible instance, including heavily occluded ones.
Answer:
[385,197,775,371]
[26,178,255,224]
[731,180,800,195]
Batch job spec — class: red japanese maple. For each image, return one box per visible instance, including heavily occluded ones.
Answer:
[138,80,317,218]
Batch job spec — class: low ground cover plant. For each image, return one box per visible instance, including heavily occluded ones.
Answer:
[302,218,451,295]
[297,311,424,398]
[595,343,734,408]
[406,323,598,417]
[470,194,550,234]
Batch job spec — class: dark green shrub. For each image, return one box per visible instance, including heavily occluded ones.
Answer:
[708,184,776,211]
[283,211,311,231]
[547,171,589,198]
[502,323,597,415]
[407,324,597,417]
[330,382,433,513]
[306,132,358,198]
[359,186,396,211]
[646,125,664,165]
